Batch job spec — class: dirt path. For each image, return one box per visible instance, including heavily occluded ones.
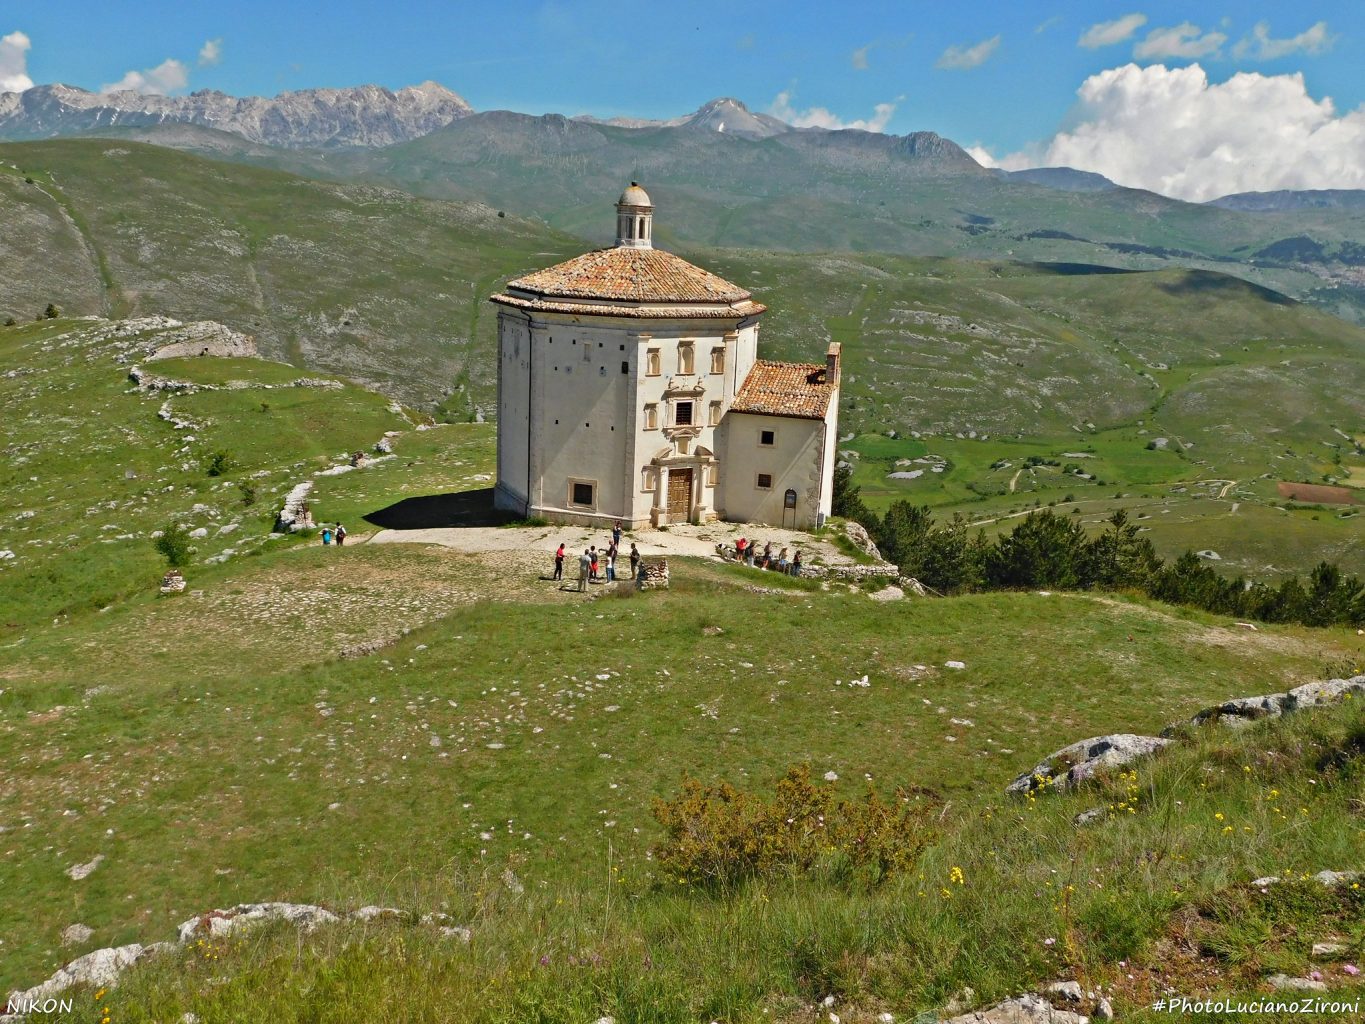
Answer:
[367,522,856,564]
[1008,468,1023,494]
[1217,480,1237,498]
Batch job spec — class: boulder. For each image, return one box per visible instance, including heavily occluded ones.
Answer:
[60,923,93,946]
[1008,735,1170,795]
[942,993,1089,1024]
[6,943,152,1009]
[1191,693,1287,727]
[176,902,339,943]
[843,521,882,561]
[869,585,904,602]
[1285,676,1365,711]
[1267,974,1327,992]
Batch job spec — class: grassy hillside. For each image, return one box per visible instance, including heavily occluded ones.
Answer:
[2,144,1362,576]
[0,140,579,408]
[1,319,1362,1021]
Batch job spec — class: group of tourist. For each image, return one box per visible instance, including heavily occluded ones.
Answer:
[320,523,348,546]
[554,521,641,592]
[734,537,801,576]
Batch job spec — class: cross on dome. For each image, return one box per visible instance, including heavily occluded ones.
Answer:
[615,181,653,249]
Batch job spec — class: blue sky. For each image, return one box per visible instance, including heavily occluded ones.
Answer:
[5,2,1364,198]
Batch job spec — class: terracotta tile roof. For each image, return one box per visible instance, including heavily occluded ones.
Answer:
[489,292,766,319]
[504,246,752,304]
[731,360,835,420]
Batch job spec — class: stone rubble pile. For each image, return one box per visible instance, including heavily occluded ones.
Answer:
[637,559,669,590]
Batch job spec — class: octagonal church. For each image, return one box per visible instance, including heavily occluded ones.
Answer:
[490,183,840,529]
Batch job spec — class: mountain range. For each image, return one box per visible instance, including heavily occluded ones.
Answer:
[0,81,472,149]
[3,85,1365,325]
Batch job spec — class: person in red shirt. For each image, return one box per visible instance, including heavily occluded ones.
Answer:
[553,543,565,581]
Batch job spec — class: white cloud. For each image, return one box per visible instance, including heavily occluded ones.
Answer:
[198,38,222,67]
[851,44,870,71]
[935,35,1000,71]
[1079,13,1147,49]
[966,145,998,168]
[1133,23,1226,60]
[985,62,1365,202]
[769,90,899,132]
[101,57,189,96]
[1233,21,1335,60]
[0,30,33,92]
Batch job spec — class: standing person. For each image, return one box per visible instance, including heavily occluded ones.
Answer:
[791,550,802,577]
[613,519,623,548]
[321,526,332,546]
[736,537,747,562]
[629,543,641,578]
[762,541,773,569]
[577,549,591,592]
[776,546,788,573]
[590,546,599,581]
[606,548,616,582]
[746,541,756,568]
[553,543,565,582]
[335,523,347,547]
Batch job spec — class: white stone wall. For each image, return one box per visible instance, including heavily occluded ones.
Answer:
[495,309,762,526]
[718,411,826,528]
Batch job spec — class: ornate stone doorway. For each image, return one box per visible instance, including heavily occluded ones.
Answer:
[667,468,693,522]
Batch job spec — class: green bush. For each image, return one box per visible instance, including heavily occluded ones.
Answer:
[154,521,193,568]
[651,764,938,888]
[205,450,237,477]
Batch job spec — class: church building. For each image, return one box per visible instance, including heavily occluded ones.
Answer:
[490,183,840,529]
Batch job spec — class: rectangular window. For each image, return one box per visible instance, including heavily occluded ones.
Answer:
[646,349,661,376]
[675,401,694,426]
[760,429,775,446]
[710,347,725,374]
[678,343,694,375]
[708,401,721,426]
[756,473,773,490]
[570,481,595,507]
[621,360,629,375]
[643,404,658,430]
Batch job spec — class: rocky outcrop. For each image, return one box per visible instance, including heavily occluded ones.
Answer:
[2,901,469,1020]
[1186,675,1365,729]
[843,520,882,560]
[1013,674,1365,796]
[1008,735,1170,795]
[144,321,257,362]
[942,993,1089,1024]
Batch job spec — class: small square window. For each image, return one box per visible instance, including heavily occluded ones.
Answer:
[756,473,773,490]
[760,429,775,446]
[675,401,694,426]
[571,481,595,507]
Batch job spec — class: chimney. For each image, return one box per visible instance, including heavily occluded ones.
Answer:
[826,341,841,385]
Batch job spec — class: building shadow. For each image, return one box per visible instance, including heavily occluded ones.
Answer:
[363,487,518,530]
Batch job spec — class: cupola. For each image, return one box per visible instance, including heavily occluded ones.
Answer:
[615,181,653,249]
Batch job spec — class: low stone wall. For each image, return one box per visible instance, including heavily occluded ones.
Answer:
[637,559,669,590]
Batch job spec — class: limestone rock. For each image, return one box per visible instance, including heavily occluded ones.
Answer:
[1312,942,1347,957]
[1285,676,1365,711]
[1072,808,1105,827]
[1045,981,1082,1002]
[6,943,149,1008]
[60,923,93,946]
[1268,973,1327,992]
[1008,735,1170,795]
[66,854,104,880]
[942,993,1089,1024]
[869,585,904,602]
[843,521,882,560]
[350,906,405,922]
[176,902,339,943]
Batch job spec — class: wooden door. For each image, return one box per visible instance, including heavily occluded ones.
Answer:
[667,468,693,522]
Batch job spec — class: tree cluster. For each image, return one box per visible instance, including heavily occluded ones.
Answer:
[832,464,1364,627]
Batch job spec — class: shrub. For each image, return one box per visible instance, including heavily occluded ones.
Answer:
[44,303,59,319]
[238,482,257,507]
[3,316,14,327]
[154,522,193,568]
[651,764,938,888]
[205,450,237,477]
